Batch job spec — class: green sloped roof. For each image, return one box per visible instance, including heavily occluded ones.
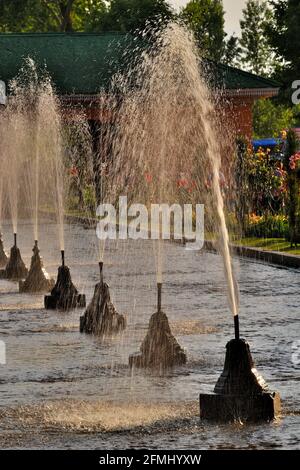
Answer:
[0,32,135,94]
[206,61,280,90]
[0,33,280,95]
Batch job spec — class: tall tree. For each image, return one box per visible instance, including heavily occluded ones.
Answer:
[0,0,172,33]
[266,0,300,101]
[100,0,173,33]
[223,35,242,67]
[180,0,226,62]
[0,0,108,32]
[240,0,273,75]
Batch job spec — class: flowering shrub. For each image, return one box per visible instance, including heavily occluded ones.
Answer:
[235,136,289,236]
[289,152,300,170]
[246,145,287,214]
[246,214,289,238]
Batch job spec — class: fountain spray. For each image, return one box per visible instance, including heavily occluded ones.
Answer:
[0,175,7,268]
[103,21,280,413]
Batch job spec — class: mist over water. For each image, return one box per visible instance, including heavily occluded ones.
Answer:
[104,23,238,314]
[0,60,75,252]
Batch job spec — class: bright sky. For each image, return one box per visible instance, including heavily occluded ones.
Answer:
[169,0,247,37]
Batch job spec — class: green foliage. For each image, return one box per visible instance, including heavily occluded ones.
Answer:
[180,0,226,62]
[240,0,274,75]
[284,129,300,245]
[0,0,172,33]
[266,0,300,101]
[73,0,108,32]
[99,0,173,33]
[234,136,288,235]
[245,214,289,238]
[83,184,97,213]
[0,0,84,32]
[253,99,296,138]
[223,35,242,67]
[235,137,250,232]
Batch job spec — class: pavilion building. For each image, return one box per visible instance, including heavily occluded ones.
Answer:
[0,33,280,140]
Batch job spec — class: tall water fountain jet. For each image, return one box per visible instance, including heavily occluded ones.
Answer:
[10,61,55,292]
[105,22,280,409]
[0,92,28,280]
[33,78,86,309]
[0,172,8,268]
[80,261,126,336]
[72,107,126,338]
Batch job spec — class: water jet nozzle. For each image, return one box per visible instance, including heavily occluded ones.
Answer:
[157,282,162,313]
[14,233,17,247]
[99,261,104,285]
[61,250,65,267]
[34,240,38,247]
[234,314,240,340]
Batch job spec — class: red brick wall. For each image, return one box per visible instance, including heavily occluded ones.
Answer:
[222,96,255,141]
[62,95,256,141]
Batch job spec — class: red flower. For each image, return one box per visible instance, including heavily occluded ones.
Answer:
[144,172,153,184]
[177,178,189,188]
[70,166,79,177]
[289,152,300,170]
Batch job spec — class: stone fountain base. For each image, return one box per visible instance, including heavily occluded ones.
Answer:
[200,338,281,422]
[44,262,86,311]
[129,310,187,369]
[19,242,54,293]
[0,242,28,280]
[80,281,126,336]
[200,392,281,422]
[0,235,8,268]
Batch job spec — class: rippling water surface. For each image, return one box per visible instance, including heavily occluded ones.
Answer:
[0,221,299,449]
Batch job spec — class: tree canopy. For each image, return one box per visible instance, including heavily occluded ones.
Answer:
[0,0,173,33]
[266,0,300,99]
[180,0,226,62]
[240,0,273,76]
[99,0,173,33]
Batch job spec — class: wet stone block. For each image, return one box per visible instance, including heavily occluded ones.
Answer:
[44,264,86,311]
[199,338,281,422]
[199,392,281,422]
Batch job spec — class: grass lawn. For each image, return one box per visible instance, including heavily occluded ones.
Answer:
[235,237,300,256]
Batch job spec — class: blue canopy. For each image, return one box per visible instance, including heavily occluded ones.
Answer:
[252,138,282,150]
